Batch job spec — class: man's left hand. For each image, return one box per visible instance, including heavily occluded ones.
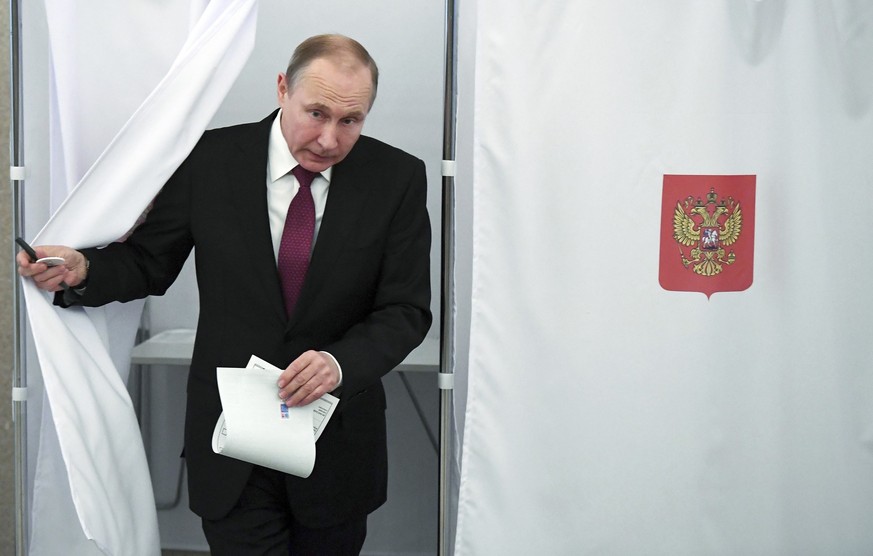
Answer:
[277,350,339,407]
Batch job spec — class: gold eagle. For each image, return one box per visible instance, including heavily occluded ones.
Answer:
[673,200,742,247]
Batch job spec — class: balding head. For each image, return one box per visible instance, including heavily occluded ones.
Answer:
[285,34,379,109]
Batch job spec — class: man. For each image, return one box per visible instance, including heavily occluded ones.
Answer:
[18,34,432,555]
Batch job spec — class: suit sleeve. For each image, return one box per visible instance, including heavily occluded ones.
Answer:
[70,154,195,307]
[322,158,432,398]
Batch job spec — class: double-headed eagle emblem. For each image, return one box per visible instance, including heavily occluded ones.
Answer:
[672,187,743,276]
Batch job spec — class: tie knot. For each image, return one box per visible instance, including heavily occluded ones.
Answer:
[291,165,319,189]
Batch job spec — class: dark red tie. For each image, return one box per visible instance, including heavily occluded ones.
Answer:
[278,165,318,317]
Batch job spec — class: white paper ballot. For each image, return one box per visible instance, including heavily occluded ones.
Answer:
[211,355,339,478]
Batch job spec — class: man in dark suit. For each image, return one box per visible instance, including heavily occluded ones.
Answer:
[18,34,432,555]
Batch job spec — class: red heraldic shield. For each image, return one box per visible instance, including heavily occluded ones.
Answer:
[659,175,756,298]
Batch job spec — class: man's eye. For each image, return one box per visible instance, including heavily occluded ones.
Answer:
[342,118,357,125]
[309,111,323,119]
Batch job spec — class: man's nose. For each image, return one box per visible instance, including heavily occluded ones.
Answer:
[317,123,338,150]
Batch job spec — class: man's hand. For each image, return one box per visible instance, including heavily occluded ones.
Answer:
[17,245,88,291]
[277,350,340,407]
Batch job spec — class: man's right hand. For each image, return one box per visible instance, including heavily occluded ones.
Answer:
[17,245,89,292]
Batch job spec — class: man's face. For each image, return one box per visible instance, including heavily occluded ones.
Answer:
[277,57,372,173]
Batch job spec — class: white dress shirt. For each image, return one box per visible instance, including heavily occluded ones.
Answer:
[266,110,332,259]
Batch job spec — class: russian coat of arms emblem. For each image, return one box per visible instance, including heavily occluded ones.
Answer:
[659,175,756,298]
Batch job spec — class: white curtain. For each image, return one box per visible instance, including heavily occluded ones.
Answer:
[24,1,258,554]
[456,1,873,554]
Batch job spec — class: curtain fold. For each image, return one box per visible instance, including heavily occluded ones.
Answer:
[25,1,258,554]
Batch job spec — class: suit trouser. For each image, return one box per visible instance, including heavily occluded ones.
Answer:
[201,465,368,556]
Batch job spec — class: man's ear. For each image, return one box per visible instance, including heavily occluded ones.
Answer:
[276,73,288,99]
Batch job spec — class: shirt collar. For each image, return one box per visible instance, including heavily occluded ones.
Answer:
[268,110,333,183]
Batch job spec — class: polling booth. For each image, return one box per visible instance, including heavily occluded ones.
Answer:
[12,1,873,555]
[12,1,453,554]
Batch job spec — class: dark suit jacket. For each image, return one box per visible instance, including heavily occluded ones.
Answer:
[73,111,432,526]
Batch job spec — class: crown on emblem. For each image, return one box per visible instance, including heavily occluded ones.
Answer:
[694,188,720,208]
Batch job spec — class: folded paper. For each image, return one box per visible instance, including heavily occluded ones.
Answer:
[212,355,338,478]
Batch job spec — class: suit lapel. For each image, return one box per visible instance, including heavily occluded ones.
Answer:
[227,112,288,323]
